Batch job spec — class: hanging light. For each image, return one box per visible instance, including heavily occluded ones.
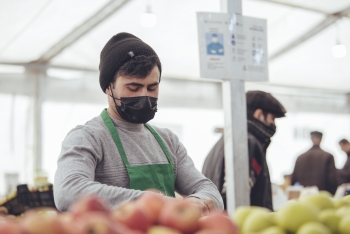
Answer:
[332,22,347,58]
[332,44,347,58]
[140,5,157,28]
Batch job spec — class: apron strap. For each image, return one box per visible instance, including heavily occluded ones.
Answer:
[100,109,131,167]
[145,123,173,164]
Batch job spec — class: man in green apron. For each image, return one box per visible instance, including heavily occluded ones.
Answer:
[54,32,224,214]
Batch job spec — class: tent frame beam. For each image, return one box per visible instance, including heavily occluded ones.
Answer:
[34,0,131,63]
[0,61,97,72]
[252,0,350,16]
[1,1,349,67]
[270,5,350,60]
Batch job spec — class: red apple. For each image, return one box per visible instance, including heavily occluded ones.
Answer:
[59,213,78,234]
[158,200,201,234]
[198,211,238,234]
[69,194,110,218]
[4,215,18,223]
[195,229,227,234]
[75,212,138,234]
[136,192,165,223]
[111,201,152,232]
[147,225,182,234]
[20,209,64,234]
[0,220,21,234]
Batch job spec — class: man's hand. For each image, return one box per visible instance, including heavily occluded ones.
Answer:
[184,197,216,216]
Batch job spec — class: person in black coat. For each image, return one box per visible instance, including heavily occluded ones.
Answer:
[338,138,350,184]
[202,91,286,210]
[291,131,338,195]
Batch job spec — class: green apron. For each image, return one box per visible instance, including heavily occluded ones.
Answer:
[100,109,175,197]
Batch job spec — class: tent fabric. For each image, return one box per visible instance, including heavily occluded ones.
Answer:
[0,0,349,91]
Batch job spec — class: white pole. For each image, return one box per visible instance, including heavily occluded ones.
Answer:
[220,0,250,215]
[33,70,44,172]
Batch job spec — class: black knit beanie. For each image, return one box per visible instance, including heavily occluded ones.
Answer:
[99,32,161,93]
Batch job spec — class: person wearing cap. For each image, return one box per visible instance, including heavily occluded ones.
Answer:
[202,90,286,210]
[54,32,224,213]
[207,33,224,55]
[337,139,350,184]
[291,131,338,194]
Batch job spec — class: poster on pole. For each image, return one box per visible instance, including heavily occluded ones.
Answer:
[197,12,269,81]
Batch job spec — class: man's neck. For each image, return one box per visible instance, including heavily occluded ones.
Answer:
[347,151,350,158]
[107,106,125,122]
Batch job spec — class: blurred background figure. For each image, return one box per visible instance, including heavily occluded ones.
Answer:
[291,131,338,194]
[279,174,292,192]
[202,90,286,210]
[338,139,350,184]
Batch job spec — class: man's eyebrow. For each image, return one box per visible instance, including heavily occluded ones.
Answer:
[125,82,159,87]
[125,82,144,87]
[148,82,159,87]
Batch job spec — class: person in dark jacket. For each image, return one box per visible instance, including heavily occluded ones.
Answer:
[291,131,338,195]
[202,90,287,210]
[338,139,350,184]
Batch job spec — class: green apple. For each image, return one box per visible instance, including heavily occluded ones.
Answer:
[232,206,269,229]
[260,226,286,234]
[296,222,332,234]
[241,210,273,233]
[319,209,341,233]
[343,195,350,204]
[338,215,350,234]
[319,191,332,197]
[336,206,350,217]
[333,198,349,209]
[266,212,278,225]
[232,206,252,229]
[276,202,318,233]
[299,194,334,211]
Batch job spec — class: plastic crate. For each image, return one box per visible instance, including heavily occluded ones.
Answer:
[1,184,56,216]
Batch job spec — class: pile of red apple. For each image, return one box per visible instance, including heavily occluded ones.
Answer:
[0,192,238,234]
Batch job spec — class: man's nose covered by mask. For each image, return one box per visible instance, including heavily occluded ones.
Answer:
[98,33,162,124]
[109,89,158,123]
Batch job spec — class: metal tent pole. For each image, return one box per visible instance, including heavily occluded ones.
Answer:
[220,0,250,214]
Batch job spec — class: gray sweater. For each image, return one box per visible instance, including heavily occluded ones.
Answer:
[54,114,224,211]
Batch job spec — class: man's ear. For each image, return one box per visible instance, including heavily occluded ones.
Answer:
[106,84,112,96]
[253,109,264,122]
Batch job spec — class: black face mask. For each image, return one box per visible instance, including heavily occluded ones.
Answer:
[110,89,158,123]
[265,123,276,137]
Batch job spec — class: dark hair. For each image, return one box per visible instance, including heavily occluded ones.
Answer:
[339,139,349,145]
[310,131,323,139]
[111,55,161,84]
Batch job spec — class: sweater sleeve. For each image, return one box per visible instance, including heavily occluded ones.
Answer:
[171,133,224,211]
[54,127,144,212]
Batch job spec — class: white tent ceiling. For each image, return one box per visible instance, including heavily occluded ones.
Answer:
[0,0,350,91]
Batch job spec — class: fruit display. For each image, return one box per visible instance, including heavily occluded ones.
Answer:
[0,192,238,234]
[1,191,350,234]
[232,194,350,234]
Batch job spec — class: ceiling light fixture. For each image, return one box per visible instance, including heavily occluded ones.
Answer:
[140,5,157,28]
[332,22,347,58]
[332,43,347,58]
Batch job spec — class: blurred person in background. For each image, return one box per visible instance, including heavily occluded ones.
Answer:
[279,174,292,192]
[54,32,224,213]
[291,131,338,194]
[338,139,350,184]
[202,91,287,210]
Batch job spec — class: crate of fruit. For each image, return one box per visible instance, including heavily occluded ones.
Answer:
[0,184,56,216]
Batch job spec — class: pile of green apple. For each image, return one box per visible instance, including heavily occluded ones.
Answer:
[0,192,238,234]
[232,194,350,234]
